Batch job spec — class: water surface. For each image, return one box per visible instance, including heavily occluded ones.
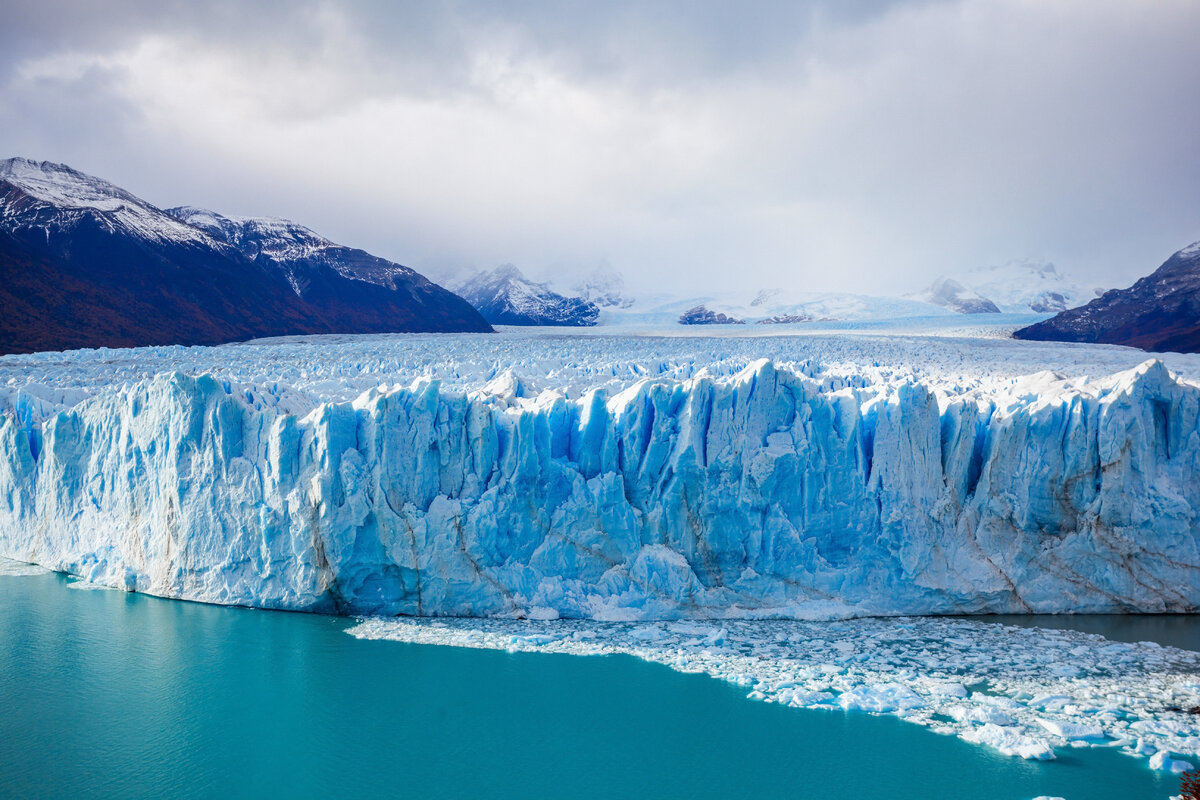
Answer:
[0,573,1185,799]
[966,613,1200,652]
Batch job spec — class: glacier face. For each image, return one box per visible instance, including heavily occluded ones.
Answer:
[1,328,1198,618]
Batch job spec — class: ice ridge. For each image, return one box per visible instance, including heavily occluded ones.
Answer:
[1,357,1197,618]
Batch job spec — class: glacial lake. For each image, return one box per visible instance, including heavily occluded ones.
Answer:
[0,571,1188,800]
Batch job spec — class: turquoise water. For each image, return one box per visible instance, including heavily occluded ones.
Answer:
[0,573,1184,800]
[964,614,1200,652]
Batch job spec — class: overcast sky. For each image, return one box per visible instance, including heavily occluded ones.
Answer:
[2,0,1198,295]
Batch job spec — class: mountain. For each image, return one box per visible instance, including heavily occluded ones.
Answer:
[678,305,745,325]
[755,313,814,325]
[601,288,956,327]
[956,260,1101,313]
[571,267,634,309]
[915,277,1001,314]
[1013,240,1200,353]
[166,207,489,333]
[910,263,1100,315]
[455,264,599,326]
[0,158,489,355]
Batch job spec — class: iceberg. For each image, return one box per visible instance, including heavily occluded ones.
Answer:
[1149,751,1194,774]
[0,329,1197,619]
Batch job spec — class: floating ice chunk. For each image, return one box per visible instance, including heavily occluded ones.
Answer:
[1149,751,1193,773]
[628,625,666,642]
[780,690,837,708]
[508,634,562,646]
[1029,695,1073,711]
[1131,720,1188,737]
[973,694,1024,712]
[947,705,1017,727]
[1048,664,1082,678]
[67,580,119,591]
[1037,719,1105,740]
[961,724,1056,761]
[838,683,926,713]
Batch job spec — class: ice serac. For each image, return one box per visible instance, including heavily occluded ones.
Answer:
[1,359,1198,617]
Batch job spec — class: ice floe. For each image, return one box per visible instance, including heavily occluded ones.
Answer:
[0,556,50,577]
[346,615,1200,767]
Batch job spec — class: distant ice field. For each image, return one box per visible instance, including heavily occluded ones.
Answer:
[3,314,1198,424]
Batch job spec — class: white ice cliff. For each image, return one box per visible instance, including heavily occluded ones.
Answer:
[1,328,1197,619]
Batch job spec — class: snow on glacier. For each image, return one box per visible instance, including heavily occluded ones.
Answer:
[2,315,1198,423]
[0,321,1198,621]
[346,615,1200,765]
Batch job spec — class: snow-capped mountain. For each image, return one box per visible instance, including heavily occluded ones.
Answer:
[456,264,600,326]
[0,157,216,247]
[570,266,634,309]
[750,288,784,307]
[600,288,958,327]
[678,305,746,325]
[914,277,1001,314]
[0,158,489,354]
[912,261,1102,315]
[957,260,1101,313]
[166,206,486,332]
[168,208,416,290]
[1015,239,1200,353]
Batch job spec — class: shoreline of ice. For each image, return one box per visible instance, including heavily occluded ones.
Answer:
[347,615,1200,770]
[0,556,51,577]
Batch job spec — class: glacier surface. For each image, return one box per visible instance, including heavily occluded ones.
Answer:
[1,323,1198,619]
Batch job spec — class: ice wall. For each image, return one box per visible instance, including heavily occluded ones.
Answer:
[1,359,1197,618]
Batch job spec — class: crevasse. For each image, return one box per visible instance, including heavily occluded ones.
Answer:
[0,359,1197,618]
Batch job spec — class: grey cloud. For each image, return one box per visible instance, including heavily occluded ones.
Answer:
[0,0,1197,296]
[1,1,942,98]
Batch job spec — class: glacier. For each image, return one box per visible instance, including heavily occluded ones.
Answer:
[1,324,1198,620]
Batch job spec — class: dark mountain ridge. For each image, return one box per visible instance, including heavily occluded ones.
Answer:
[1013,240,1200,353]
[166,206,488,335]
[0,158,489,355]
